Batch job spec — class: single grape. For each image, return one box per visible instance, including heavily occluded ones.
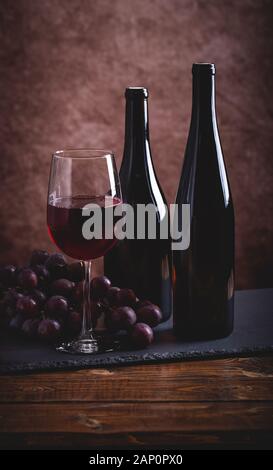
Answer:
[107,286,120,306]
[30,289,47,307]
[45,253,67,279]
[33,265,50,288]
[115,306,136,330]
[0,265,17,287]
[104,308,122,333]
[16,296,38,317]
[9,313,25,331]
[30,249,50,266]
[45,295,69,318]
[51,278,75,297]
[91,276,111,299]
[3,289,23,309]
[18,268,38,290]
[66,262,84,282]
[135,299,152,311]
[117,288,137,307]
[130,323,154,349]
[67,310,82,335]
[22,318,40,338]
[136,304,162,327]
[38,318,61,341]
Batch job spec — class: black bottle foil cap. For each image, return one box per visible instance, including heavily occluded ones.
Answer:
[192,63,216,75]
[125,87,149,98]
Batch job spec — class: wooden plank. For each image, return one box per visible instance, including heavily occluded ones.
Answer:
[0,357,272,403]
[1,431,273,449]
[1,402,273,434]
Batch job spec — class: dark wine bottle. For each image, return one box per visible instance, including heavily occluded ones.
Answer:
[173,63,234,339]
[104,87,172,321]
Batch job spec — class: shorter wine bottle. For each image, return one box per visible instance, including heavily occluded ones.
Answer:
[104,87,172,321]
[173,63,235,340]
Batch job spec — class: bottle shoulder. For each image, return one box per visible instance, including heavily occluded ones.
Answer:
[120,145,167,208]
[176,133,233,214]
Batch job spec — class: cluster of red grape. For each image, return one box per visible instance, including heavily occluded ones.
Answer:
[0,250,162,349]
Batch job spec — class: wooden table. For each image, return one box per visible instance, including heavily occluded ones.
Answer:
[0,356,273,449]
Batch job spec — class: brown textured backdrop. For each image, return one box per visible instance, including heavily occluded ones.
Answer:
[0,0,272,288]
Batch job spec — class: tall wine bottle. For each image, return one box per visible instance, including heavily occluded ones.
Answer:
[173,64,234,339]
[104,87,172,321]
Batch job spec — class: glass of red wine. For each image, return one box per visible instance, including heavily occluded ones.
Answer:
[47,149,122,354]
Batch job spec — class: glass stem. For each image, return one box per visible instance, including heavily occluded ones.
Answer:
[81,260,93,338]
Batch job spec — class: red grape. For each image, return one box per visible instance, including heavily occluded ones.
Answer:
[135,299,152,310]
[18,268,38,290]
[45,295,69,318]
[45,253,67,279]
[104,308,121,332]
[117,288,137,307]
[91,276,111,299]
[107,286,120,306]
[30,289,46,307]
[136,304,162,327]
[38,318,61,341]
[33,265,50,288]
[51,278,75,297]
[3,289,23,309]
[67,262,84,282]
[115,306,136,330]
[22,318,40,338]
[30,250,49,266]
[16,296,38,317]
[130,323,154,348]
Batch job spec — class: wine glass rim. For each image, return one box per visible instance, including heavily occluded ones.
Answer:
[53,148,114,159]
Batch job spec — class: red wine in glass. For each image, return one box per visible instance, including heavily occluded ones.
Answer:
[47,195,122,260]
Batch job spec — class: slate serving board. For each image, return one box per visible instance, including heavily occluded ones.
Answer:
[0,288,272,374]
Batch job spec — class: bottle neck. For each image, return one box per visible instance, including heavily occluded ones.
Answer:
[124,96,149,165]
[191,73,216,126]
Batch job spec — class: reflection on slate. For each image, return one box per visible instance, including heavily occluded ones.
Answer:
[0,289,272,374]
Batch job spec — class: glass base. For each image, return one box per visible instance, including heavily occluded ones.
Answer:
[56,333,121,355]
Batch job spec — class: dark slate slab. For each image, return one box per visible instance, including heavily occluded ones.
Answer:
[0,289,272,374]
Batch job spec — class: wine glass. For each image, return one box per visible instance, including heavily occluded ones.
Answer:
[47,149,122,354]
